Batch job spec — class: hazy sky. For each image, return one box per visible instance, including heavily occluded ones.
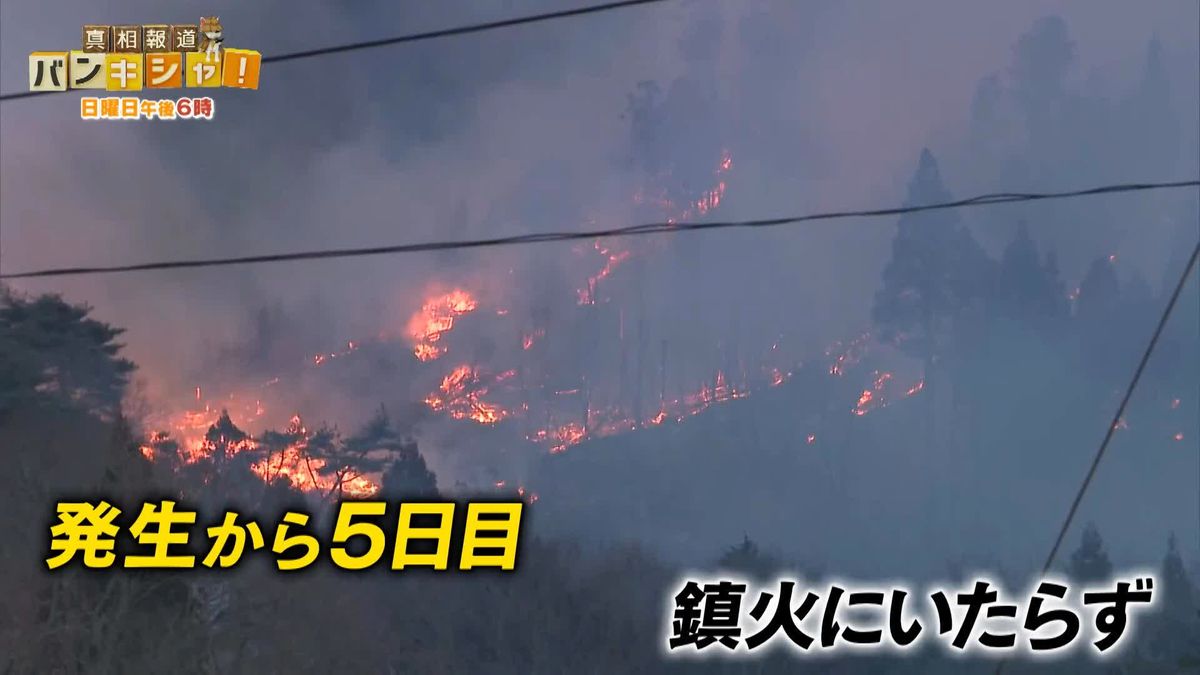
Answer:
[2,0,1197,398]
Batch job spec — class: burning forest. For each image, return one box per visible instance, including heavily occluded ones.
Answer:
[132,145,932,502]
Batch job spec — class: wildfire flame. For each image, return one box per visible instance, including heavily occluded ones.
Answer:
[578,149,733,305]
[142,398,379,497]
[313,341,359,366]
[408,289,478,361]
[828,331,871,376]
[138,141,969,502]
[149,145,937,492]
[249,416,377,497]
[852,371,925,416]
[577,241,633,305]
[522,328,545,351]
[425,364,511,425]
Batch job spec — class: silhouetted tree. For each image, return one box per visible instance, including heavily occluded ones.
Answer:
[1161,533,1197,621]
[1043,249,1066,306]
[624,76,721,204]
[322,406,411,499]
[1010,15,1074,152]
[873,149,992,367]
[1067,522,1113,584]
[256,416,319,485]
[1163,196,1198,294]
[994,221,1068,324]
[1141,532,1200,666]
[715,534,779,581]
[205,411,250,463]
[0,289,134,416]
[1075,256,1120,322]
[1124,37,1179,178]
[358,406,438,499]
[1073,255,1128,380]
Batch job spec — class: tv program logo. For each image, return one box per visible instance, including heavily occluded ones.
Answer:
[28,17,261,120]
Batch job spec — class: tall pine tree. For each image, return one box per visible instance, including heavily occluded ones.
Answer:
[994,221,1068,325]
[350,405,439,499]
[873,149,992,366]
[1067,522,1113,584]
[1161,532,1197,621]
[1075,256,1120,322]
[0,290,135,416]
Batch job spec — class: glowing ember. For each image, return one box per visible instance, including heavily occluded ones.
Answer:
[408,289,478,361]
[828,332,871,376]
[425,364,511,425]
[1173,432,1184,442]
[313,341,359,367]
[143,391,382,498]
[578,149,734,304]
[144,392,267,464]
[522,328,545,351]
[577,242,633,305]
[528,368,756,454]
[806,434,816,445]
[853,371,893,416]
[852,370,924,416]
[547,423,585,454]
[665,149,734,223]
[249,417,378,497]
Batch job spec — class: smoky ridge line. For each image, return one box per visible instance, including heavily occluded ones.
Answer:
[2,179,1197,280]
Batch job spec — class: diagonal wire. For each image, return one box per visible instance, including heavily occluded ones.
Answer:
[994,238,1200,675]
[1,179,1196,280]
[1037,239,1199,577]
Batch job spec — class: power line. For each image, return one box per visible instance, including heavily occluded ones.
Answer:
[0,0,670,103]
[2,179,1196,280]
[993,237,1199,675]
[1041,241,1200,571]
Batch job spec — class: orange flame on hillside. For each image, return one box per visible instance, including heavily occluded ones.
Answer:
[522,328,545,351]
[578,242,633,305]
[142,398,379,497]
[853,370,925,416]
[828,331,871,376]
[425,364,511,425]
[313,341,359,366]
[579,150,733,305]
[249,416,378,497]
[147,144,921,490]
[408,290,478,361]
